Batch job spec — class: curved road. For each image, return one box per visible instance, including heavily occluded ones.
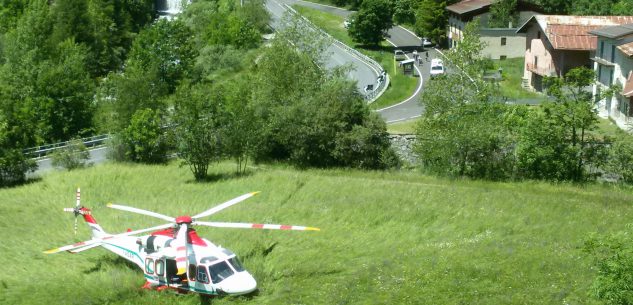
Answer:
[276,0,429,123]
[266,0,378,93]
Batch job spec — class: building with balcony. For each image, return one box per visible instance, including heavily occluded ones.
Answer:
[589,24,633,129]
[516,15,633,92]
[446,0,541,60]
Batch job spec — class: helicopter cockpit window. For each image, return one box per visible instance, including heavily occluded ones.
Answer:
[197,265,210,284]
[208,261,234,283]
[228,257,244,272]
[145,258,154,274]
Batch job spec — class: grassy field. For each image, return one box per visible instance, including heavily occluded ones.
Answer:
[293,6,419,110]
[387,118,419,134]
[493,58,546,100]
[2,161,633,304]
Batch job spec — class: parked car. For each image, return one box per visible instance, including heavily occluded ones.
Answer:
[421,37,433,47]
[430,58,445,77]
[394,50,406,61]
[344,18,353,29]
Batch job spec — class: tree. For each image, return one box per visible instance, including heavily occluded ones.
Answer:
[393,0,416,25]
[348,0,393,46]
[414,18,514,179]
[414,0,447,46]
[172,83,224,181]
[516,67,604,181]
[0,119,36,186]
[51,138,90,170]
[120,108,170,164]
[570,0,615,15]
[488,0,518,28]
[606,133,633,183]
[533,0,571,14]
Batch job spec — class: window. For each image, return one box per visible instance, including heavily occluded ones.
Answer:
[188,264,197,281]
[610,68,614,86]
[534,56,538,68]
[600,41,605,57]
[500,55,507,60]
[197,265,210,284]
[619,95,630,116]
[229,257,245,272]
[611,45,616,62]
[209,261,235,284]
[537,31,541,39]
[155,260,165,276]
[501,37,506,46]
[145,258,154,274]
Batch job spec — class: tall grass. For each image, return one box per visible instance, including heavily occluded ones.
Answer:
[2,161,633,304]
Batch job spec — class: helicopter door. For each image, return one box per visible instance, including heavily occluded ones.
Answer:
[154,259,166,285]
[191,264,211,294]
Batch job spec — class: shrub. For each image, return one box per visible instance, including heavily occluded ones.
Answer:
[51,138,90,170]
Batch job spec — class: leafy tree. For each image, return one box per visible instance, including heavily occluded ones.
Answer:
[516,67,604,181]
[414,0,447,46]
[0,119,36,186]
[613,0,633,15]
[488,0,518,28]
[348,0,393,46]
[0,0,28,33]
[120,108,169,164]
[606,133,633,183]
[570,0,615,15]
[393,0,416,25]
[172,83,224,181]
[533,0,571,14]
[51,138,90,170]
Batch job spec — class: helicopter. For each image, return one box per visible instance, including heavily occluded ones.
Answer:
[44,189,319,296]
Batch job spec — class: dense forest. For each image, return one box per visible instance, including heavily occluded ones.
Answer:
[0,0,395,185]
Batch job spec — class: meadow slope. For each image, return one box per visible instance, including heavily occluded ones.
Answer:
[1,162,632,304]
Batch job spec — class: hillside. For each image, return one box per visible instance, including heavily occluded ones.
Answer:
[1,162,632,304]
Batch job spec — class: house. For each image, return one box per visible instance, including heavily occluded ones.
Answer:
[589,24,633,129]
[516,15,633,92]
[446,0,542,60]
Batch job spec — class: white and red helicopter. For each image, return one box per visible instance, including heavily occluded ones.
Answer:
[44,189,319,296]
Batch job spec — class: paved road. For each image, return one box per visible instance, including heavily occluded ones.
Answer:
[266,0,378,93]
[279,0,426,123]
[32,147,109,175]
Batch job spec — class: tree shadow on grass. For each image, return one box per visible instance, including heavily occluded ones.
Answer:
[84,255,138,274]
[185,170,255,184]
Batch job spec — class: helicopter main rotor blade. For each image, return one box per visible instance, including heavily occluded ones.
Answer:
[107,203,175,222]
[195,221,320,231]
[44,223,174,254]
[174,223,188,275]
[192,192,260,220]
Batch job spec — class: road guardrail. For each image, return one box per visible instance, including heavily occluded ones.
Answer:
[23,134,110,159]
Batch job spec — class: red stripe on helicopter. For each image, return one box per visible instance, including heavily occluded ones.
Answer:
[252,224,264,229]
[176,257,187,262]
[176,246,186,251]
[83,214,97,224]
[280,225,292,230]
[72,242,86,247]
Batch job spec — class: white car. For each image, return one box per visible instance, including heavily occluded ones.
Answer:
[422,37,433,47]
[344,19,352,29]
[430,58,445,77]
[394,50,406,61]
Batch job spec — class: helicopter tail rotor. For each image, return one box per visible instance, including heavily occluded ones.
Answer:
[63,188,82,235]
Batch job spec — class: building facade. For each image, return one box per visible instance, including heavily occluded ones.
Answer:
[446,0,541,59]
[590,24,633,129]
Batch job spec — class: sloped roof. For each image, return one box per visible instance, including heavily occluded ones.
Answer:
[446,0,491,15]
[618,41,633,57]
[589,23,633,39]
[517,15,633,50]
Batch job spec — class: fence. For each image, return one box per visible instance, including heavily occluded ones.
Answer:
[282,4,389,103]
[23,134,110,159]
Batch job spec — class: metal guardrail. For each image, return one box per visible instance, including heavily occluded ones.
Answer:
[283,4,389,103]
[23,134,110,159]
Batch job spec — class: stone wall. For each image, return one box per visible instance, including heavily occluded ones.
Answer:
[388,134,417,165]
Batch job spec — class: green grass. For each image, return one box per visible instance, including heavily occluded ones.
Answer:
[293,5,419,110]
[493,58,546,100]
[3,161,633,304]
[387,118,419,134]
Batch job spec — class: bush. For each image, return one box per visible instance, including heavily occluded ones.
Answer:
[585,228,633,304]
[51,138,90,170]
[606,134,633,183]
[0,149,36,187]
[120,108,170,164]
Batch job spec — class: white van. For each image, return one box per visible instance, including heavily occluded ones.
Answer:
[430,58,445,77]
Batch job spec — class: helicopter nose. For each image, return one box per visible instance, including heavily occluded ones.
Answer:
[218,272,257,295]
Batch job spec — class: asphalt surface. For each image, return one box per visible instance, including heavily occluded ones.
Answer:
[266,0,378,93]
